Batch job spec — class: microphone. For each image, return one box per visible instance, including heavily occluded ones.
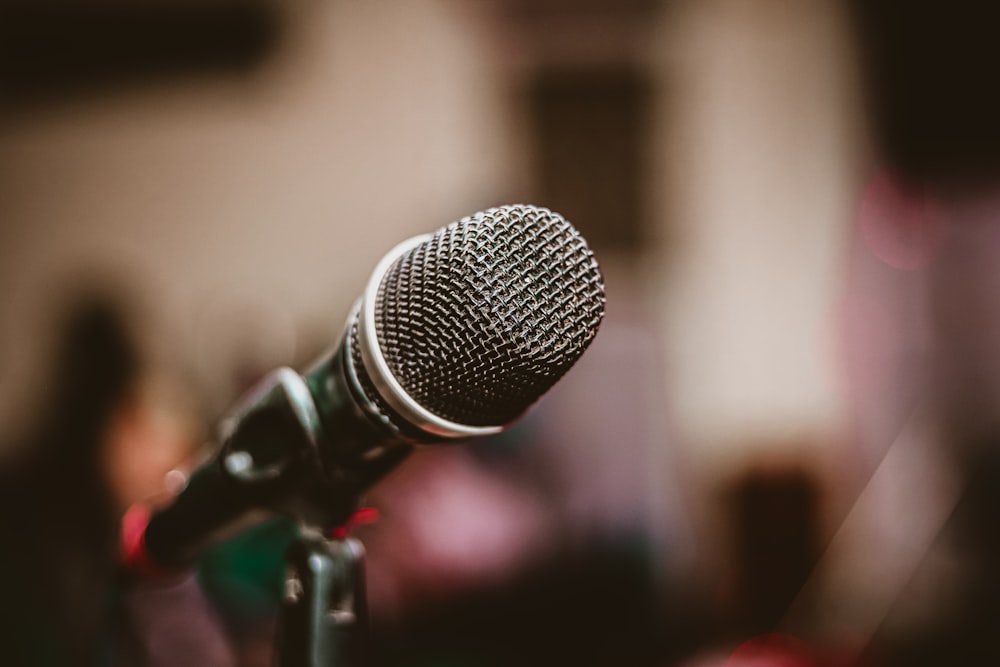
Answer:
[132,204,606,570]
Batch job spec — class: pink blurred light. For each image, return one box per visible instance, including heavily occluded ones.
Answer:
[727,633,817,667]
[836,293,900,401]
[858,173,949,271]
[362,450,552,618]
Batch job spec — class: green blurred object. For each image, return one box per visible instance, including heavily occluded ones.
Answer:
[197,516,300,626]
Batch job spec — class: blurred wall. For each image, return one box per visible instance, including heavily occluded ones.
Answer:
[650,0,863,477]
[0,0,520,435]
[0,0,867,588]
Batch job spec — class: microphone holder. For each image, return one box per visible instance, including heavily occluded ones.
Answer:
[205,364,411,667]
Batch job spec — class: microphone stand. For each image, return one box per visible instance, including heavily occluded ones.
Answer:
[198,363,411,667]
[137,342,420,665]
[276,529,370,667]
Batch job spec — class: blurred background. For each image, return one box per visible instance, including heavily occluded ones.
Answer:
[2,0,1000,665]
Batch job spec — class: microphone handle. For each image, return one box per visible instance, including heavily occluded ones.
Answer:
[140,339,413,570]
[142,457,254,568]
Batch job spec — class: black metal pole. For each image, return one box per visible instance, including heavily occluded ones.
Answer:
[276,532,370,667]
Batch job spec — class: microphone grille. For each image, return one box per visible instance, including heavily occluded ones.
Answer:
[373,204,605,428]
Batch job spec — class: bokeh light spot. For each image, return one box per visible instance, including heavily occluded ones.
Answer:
[727,633,817,667]
[858,173,949,271]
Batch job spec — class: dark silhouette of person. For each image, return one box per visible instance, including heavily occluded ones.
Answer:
[0,295,138,665]
[0,294,233,666]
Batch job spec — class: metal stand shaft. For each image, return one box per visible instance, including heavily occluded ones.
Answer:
[276,531,369,667]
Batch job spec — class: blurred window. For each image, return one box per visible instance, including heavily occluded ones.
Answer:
[527,67,650,253]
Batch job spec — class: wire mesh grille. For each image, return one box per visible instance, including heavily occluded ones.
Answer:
[371,204,605,427]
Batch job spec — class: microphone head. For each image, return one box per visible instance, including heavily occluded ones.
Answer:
[352,204,605,435]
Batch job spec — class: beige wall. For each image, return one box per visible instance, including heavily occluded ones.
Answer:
[649,0,863,477]
[0,0,864,482]
[0,0,518,431]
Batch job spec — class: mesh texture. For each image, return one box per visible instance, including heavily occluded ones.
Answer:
[371,204,605,427]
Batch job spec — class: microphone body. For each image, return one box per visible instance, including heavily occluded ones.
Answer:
[141,344,407,569]
[138,204,605,570]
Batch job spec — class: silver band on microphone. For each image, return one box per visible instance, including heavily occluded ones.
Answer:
[357,235,505,439]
